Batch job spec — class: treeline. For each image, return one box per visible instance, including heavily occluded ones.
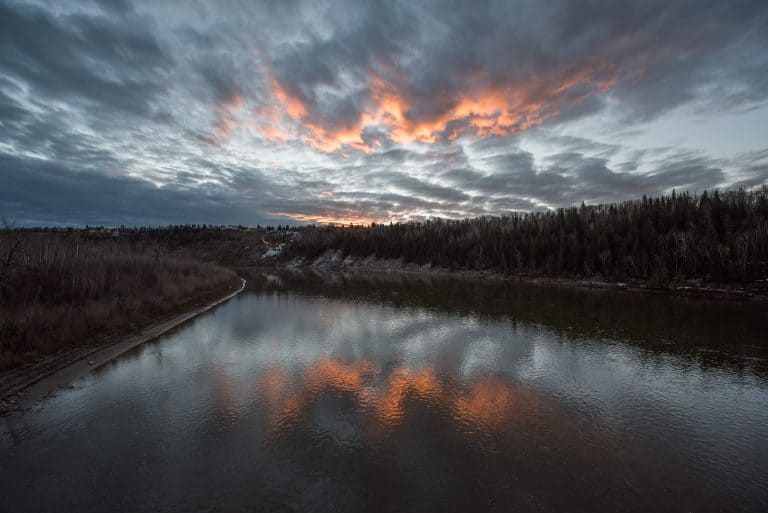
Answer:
[18,224,281,266]
[287,188,768,284]
[0,229,239,369]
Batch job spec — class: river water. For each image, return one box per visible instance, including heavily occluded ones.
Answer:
[2,270,767,512]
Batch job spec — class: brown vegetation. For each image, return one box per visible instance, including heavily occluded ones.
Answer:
[0,228,240,369]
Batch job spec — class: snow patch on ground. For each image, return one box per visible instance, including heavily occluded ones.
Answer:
[260,231,300,260]
[292,250,434,273]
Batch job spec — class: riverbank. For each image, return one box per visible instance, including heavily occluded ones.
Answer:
[0,278,245,416]
[0,231,246,370]
[3,272,767,513]
[282,251,768,301]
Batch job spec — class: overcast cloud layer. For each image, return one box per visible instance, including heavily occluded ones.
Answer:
[1,0,767,226]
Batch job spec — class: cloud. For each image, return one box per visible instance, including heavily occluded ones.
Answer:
[0,0,766,226]
[223,0,768,153]
[439,146,731,208]
[0,153,277,226]
[0,140,763,227]
[0,0,171,117]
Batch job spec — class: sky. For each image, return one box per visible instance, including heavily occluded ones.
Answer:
[1,0,767,226]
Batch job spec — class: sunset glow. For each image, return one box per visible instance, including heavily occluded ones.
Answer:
[252,357,534,433]
[271,211,381,226]
[3,3,768,511]
[2,0,766,226]
[247,66,624,154]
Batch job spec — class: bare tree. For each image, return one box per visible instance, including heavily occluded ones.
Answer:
[0,219,24,300]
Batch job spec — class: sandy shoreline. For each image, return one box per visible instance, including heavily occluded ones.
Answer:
[0,277,246,417]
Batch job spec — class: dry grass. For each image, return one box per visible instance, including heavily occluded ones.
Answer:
[0,230,239,369]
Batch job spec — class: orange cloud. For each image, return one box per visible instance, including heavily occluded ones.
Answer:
[214,61,623,152]
[265,74,307,120]
[365,65,621,144]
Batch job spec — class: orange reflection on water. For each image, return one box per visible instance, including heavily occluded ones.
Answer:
[304,358,375,394]
[375,367,443,425]
[247,357,540,436]
[454,378,524,430]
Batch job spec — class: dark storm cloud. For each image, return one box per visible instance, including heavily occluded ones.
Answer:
[440,148,731,208]
[530,135,622,160]
[268,1,414,89]
[0,153,277,226]
[0,150,377,227]
[0,0,171,116]
[386,173,472,203]
[1,0,767,226]
[198,62,243,104]
[0,85,27,123]
[252,0,768,145]
[97,0,134,15]
[0,143,760,227]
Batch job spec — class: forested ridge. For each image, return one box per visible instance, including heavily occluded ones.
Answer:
[287,188,768,285]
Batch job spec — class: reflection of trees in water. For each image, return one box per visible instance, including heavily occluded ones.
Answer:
[240,269,768,375]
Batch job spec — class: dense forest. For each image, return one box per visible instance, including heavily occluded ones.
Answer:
[287,188,768,285]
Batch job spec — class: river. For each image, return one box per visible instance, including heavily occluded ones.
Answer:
[2,270,767,512]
